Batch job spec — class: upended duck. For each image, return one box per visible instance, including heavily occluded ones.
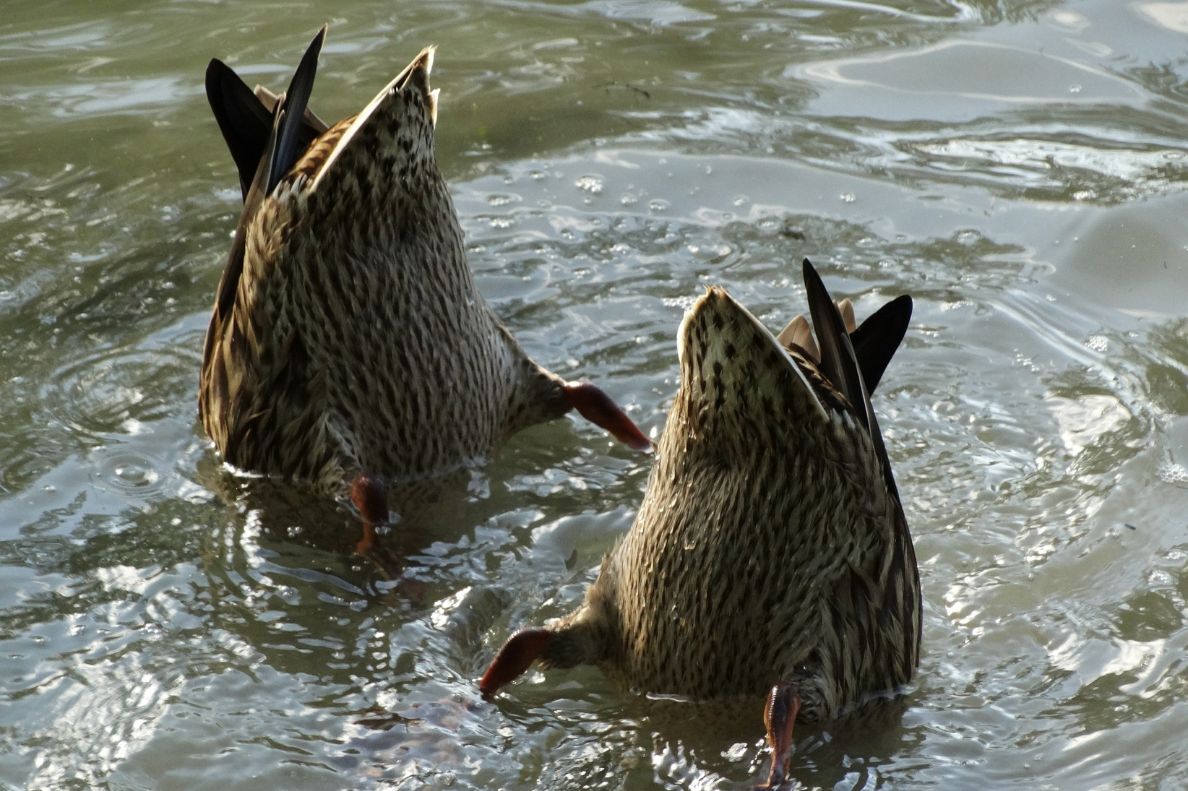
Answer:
[481,260,921,789]
[198,28,649,526]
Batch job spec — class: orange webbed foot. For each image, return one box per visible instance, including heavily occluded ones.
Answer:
[754,683,800,790]
[350,473,388,555]
[479,628,554,701]
[563,381,652,451]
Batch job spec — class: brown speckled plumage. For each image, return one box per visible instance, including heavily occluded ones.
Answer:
[483,261,921,737]
[199,29,644,498]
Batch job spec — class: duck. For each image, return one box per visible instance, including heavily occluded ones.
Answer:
[480,259,921,789]
[198,27,650,527]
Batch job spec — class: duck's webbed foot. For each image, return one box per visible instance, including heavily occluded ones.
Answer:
[563,381,652,451]
[350,472,388,555]
[478,628,554,701]
[754,682,800,791]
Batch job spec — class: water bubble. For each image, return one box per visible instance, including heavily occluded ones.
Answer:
[662,294,699,311]
[91,448,166,498]
[113,461,157,489]
[1157,462,1188,484]
[1049,10,1089,30]
[575,175,604,195]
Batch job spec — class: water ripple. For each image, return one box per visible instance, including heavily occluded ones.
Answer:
[2,1,1188,788]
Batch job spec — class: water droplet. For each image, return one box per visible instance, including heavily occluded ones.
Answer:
[1157,462,1188,484]
[575,175,603,195]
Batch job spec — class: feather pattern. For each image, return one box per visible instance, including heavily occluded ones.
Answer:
[484,260,921,725]
[198,28,639,496]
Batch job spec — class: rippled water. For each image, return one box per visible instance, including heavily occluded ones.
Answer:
[2,1,1187,789]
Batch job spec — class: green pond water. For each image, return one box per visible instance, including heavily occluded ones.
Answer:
[1,1,1187,789]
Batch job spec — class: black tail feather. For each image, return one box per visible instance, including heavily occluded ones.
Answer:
[208,26,327,346]
[204,26,329,200]
[266,25,326,195]
[205,59,275,199]
[802,258,906,500]
[802,258,872,433]
[851,294,912,393]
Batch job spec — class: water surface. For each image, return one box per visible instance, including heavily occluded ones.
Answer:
[2,1,1187,789]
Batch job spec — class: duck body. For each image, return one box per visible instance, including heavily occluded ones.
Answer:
[199,29,647,499]
[564,290,916,716]
[482,260,920,785]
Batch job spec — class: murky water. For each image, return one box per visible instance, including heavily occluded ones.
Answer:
[2,1,1186,789]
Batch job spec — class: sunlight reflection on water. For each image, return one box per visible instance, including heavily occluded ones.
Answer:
[1,0,1187,789]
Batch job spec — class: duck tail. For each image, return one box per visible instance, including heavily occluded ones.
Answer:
[262,25,325,196]
[204,27,330,200]
[801,257,911,499]
[849,293,912,393]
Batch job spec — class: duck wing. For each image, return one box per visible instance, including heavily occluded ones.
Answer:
[262,28,324,196]
[801,258,907,500]
[802,259,920,683]
[200,27,325,425]
[777,292,909,397]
